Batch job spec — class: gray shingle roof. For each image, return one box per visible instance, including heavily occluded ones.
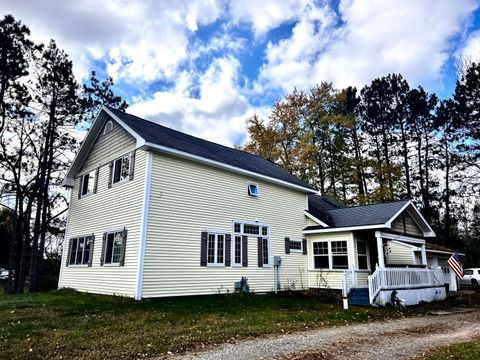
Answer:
[107,107,314,190]
[305,196,410,229]
[307,195,345,224]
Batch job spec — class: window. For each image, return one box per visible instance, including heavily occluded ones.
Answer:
[207,233,225,265]
[234,223,241,233]
[243,224,260,235]
[80,170,97,197]
[103,230,124,265]
[103,120,113,135]
[112,155,130,185]
[357,241,368,269]
[332,241,348,269]
[465,269,474,275]
[234,235,242,266]
[313,242,329,269]
[68,235,93,266]
[261,237,270,266]
[289,238,303,253]
[262,226,268,236]
[247,182,259,197]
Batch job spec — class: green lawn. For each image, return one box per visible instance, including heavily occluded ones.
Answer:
[423,339,480,360]
[0,288,477,360]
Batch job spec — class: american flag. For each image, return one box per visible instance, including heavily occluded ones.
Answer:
[447,251,463,279]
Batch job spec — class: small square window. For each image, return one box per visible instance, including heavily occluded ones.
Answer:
[248,183,259,197]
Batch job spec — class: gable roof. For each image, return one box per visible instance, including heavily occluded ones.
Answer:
[304,196,435,237]
[64,107,316,193]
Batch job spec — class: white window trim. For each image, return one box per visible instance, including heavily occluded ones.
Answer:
[312,240,349,270]
[247,181,259,197]
[103,230,124,265]
[232,220,271,267]
[289,237,303,253]
[111,154,131,187]
[356,240,370,271]
[103,120,114,135]
[79,170,96,198]
[206,231,226,267]
[232,234,243,267]
[68,235,93,266]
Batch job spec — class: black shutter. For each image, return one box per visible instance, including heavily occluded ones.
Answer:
[88,234,95,267]
[100,233,107,266]
[285,237,290,254]
[200,232,208,266]
[257,237,263,267]
[225,234,231,267]
[66,238,73,266]
[78,176,83,199]
[302,238,307,255]
[108,161,113,188]
[119,228,128,266]
[242,235,248,267]
[93,168,99,194]
[129,151,136,181]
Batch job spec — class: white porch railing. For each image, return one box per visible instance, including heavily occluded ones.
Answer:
[342,268,356,298]
[368,267,444,304]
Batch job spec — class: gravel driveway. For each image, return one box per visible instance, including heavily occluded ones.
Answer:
[168,309,480,360]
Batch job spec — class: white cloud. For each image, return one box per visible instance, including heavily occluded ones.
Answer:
[458,29,480,62]
[228,0,312,37]
[128,56,254,146]
[1,0,225,81]
[258,0,479,93]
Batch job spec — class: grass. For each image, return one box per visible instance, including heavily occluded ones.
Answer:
[421,339,480,360]
[0,288,478,360]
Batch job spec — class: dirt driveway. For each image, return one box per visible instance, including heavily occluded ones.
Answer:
[170,309,480,360]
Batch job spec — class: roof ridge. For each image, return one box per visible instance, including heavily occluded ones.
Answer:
[327,199,410,212]
[107,107,290,171]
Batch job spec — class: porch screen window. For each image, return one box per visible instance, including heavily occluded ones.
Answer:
[357,241,368,269]
[331,241,348,269]
[313,242,329,269]
[207,233,225,265]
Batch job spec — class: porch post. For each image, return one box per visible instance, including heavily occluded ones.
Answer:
[420,243,427,266]
[375,231,385,268]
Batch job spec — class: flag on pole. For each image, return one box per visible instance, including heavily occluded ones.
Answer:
[447,251,463,279]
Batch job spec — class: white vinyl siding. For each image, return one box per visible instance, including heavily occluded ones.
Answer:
[58,150,147,297]
[385,241,417,265]
[142,152,308,297]
[307,232,354,290]
[80,118,136,174]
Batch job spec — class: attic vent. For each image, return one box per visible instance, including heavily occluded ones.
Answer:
[103,120,114,135]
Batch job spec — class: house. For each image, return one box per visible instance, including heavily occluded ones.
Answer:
[58,106,460,306]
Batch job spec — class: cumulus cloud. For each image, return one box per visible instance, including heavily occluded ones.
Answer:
[128,56,255,146]
[258,0,479,92]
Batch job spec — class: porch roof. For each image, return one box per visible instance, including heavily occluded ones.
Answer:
[304,198,435,237]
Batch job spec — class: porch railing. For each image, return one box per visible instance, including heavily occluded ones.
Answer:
[368,267,444,304]
[342,268,356,298]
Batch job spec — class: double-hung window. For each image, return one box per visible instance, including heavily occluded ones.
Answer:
[331,241,348,269]
[80,170,97,197]
[112,155,130,185]
[103,230,125,265]
[233,235,242,266]
[357,241,369,269]
[313,241,329,269]
[207,233,225,266]
[68,235,94,266]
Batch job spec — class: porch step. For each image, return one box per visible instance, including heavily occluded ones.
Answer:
[348,288,370,306]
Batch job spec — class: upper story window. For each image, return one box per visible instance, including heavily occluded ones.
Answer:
[103,120,114,135]
[79,169,97,198]
[247,182,259,197]
[109,152,135,187]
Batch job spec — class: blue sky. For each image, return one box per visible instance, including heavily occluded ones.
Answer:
[2,0,480,146]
